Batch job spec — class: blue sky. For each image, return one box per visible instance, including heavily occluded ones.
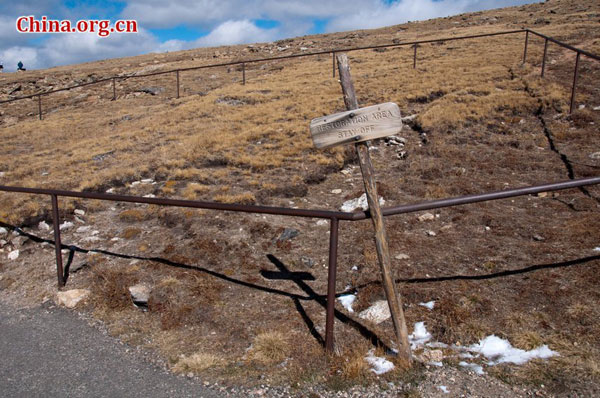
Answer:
[0,0,540,71]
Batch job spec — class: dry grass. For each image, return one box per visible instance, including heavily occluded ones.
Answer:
[173,352,222,373]
[247,331,290,364]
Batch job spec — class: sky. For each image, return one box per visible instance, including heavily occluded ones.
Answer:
[0,0,540,72]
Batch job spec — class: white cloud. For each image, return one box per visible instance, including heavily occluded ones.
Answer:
[193,19,278,47]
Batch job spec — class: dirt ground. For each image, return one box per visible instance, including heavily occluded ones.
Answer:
[1,0,600,396]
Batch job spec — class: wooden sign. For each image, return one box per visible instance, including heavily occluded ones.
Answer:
[310,102,402,149]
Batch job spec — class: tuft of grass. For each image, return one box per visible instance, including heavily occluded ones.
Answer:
[121,227,142,239]
[118,209,146,222]
[183,182,210,199]
[247,331,290,364]
[173,352,221,374]
[213,192,256,205]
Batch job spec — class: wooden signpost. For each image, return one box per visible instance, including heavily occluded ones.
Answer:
[310,54,412,365]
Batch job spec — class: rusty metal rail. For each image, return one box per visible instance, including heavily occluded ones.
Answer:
[1,175,599,351]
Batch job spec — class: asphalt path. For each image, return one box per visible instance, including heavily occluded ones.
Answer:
[0,300,220,397]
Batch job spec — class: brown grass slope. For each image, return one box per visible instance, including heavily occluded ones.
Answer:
[1,0,600,395]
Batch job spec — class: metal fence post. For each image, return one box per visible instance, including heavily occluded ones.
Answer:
[51,194,65,287]
[522,30,529,64]
[569,52,581,114]
[176,70,180,98]
[38,95,42,120]
[332,52,336,78]
[242,63,246,85]
[541,38,548,77]
[413,45,417,69]
[325,217,339,353]
[112,78,116,100]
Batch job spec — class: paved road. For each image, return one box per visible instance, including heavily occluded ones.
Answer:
[0,300,219,397]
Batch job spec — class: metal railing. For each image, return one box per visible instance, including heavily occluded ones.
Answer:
[3,28,597,120]
[1,175,599,351]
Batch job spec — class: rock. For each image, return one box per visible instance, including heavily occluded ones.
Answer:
[533,234,545,241]
[578,104,585,110]
[0,240,7,247]
[331,189,342,194]
[395,253,410,260]
[14,236,29,246]
[8,250,19,260]
[316,220,328,227]
[277,228,299,242]
[38,221,50,231]
[418,212,435,222]
[0,172,5,177]
[397,151,407,160]
[422,349,444,362]
[300,256,314,268]
[426,230,437,237]
[0,227,7,236]
[129,284,150,306]
[59,221,74,230]
[589,152,600,160]
[74,209,85,216]
[593,106,600,111]
[359,300,391,324]
[340,193,385,212]
[138,87,164,96]
[57,289,89,308]
[76,226,91,233]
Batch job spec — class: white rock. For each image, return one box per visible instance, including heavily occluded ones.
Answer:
[316,220,328,226]
[74,209,85,216]
[83,236,101,242]
[59,221,74,230]
[38,221,50,231]
[426,230,436,237]
[0,227,7,236]
[131,181,141,186]
[331,189,342,194]
[140,179,154,184]
[593,106,600,111]
[395,253,410,260]
[57,289,90,308]
[418,212,435,222]
[340,193,385,212]
[359,300,391,324]
[419,301,435,310]
[578,104,585,110]
[76,226,91,233]
[129,284,150,304]
[143,194,156,198]
[589,152,600,160]
[8,250,19,260]
[0,172,5,177]
[106,188,115,194]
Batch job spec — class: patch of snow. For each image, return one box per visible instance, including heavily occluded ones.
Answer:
[59,221,74,230]
[594,246,600,252]
[143,194,156,198]
[106,188,115,194]
[395,253,409,260]
[409,322,432,349]
[468,335,559,365]
[331,189,342,194]
[459,361,485,375]
[140,179,154,184]
[365,350,395,375]
[38,221,50,231]
[76,226,91,233]
[8,250,19,260]
[74,209,85,216]
[0,227,7,236]
[358,300,391,324]
[438,385,449,394]
[316,220,328,226]
[337,294,356,313]
[419,301,435,310]
[83,236,101,243]
[111,237,120,241]
[430,361,443,367]
[340,193,385,212]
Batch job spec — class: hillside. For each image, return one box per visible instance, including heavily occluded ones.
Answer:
[1,0,600,396]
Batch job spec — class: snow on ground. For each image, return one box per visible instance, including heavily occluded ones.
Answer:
[419,301,435,310]
[340,194,385,212]
[337,294,356,313]
[438,385,450,394]
[409,322,432,349]
[459,361,485,375]
[594,246,600,252]
[365,350,395,375]
[467,335,559,365]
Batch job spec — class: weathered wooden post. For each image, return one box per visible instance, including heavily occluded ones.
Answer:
[309,53,412,365]
[522,30,529,65]
[541,38,548,77]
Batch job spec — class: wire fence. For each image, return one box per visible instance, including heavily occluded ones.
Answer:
[1,28,598,120]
